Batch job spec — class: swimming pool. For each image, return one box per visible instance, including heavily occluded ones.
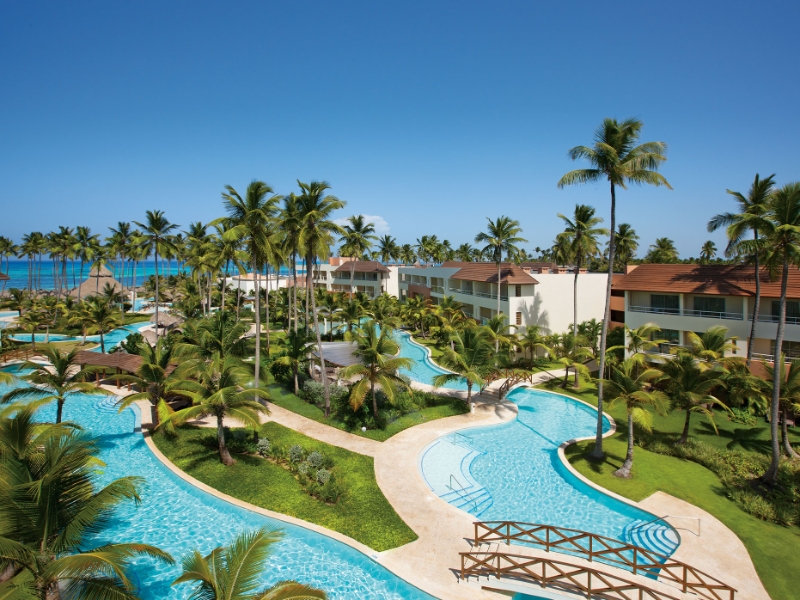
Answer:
[419,387,679,557]
[393,331,469,391]
[0,374,435,599]
[8,324,148,352]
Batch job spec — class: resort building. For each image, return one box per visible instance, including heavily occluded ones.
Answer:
[614,264,800,361]
[309,257,400,299]
[397,261,608,333]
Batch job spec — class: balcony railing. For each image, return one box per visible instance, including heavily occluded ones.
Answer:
[748,314,800,325]
[431,285,444,294]
[629,305,742,321]
[449,287,473,296]
[475,291,509,301]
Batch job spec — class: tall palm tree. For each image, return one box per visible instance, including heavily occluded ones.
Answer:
[474,216,527,352]
[699,240,717,264]
[645,237,679,263]
[134,210,179,339]
[339,215,377,295]
[340,322,412,420]
[297,180,346,418]
[612,223,639,271]
[433,326,493,408]
[558,117,671,460]
[0,413,174,598]
[0,236,18,294]
[274,330,317,395]
[166,357,269,465]
[660,352,728,445]
[759,182,800,485]
[708,173,776,363]
[177,310,250,362]
[556,205,608,344]
[602,359,667,478]
[219,181,282,397]
[172,527,326,599]
[376,235,398,263]
[82,295,123,353]
[398,244,416,265]
[762,356,800,459]
[1,346,109,423]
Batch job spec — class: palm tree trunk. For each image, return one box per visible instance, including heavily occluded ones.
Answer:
[154,248,160,339]
[265,264,271,353]
[100,330,105,354]
[308,253,332,417]
[217,416,235,466]
[614,413,634,478]
[747,232,760,364]
[573,266,579,346]
[56,398,64,424]
[293,363,299,396]
[496,261,501,353]
[371,380,378,419]
[763,259,789,485]
[591,180,616,461]
[678,408,691,445]
[350,260,355,297]
[254,268,262,404]
[780,411,799,458]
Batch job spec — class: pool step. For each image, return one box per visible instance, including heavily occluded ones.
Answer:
[442,485,494,516]
[446,433,484,454]
[96,397,122,413]
[623,520,680,556]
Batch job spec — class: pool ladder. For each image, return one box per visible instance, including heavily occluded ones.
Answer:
[446,474,493,515]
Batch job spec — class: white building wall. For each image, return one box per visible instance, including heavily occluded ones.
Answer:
[527,273,609,334]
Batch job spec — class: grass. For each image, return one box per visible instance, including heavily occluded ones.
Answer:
[152,422,417,551]
[267,379,469,442]
[409,335,443,359]
[536,377,800,600]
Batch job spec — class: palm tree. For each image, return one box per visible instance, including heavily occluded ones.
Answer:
[82,295,123,353]
[762,356,800,459]
[433,326,493,408]
[556,205,608,344]
[660,352,728,445]
[340,322,412,420]
[613,223,639,271]
[398,244,416,265]
[0,412,174,598]
[172,527,326,599]
[0,236,18,294]
[1,287,29,317]
[177,310,250,362]
[297,180,346,418]
[709,174,776,363]
[474,216,527,351]
[274,330,316,395]
[602,359,667,477]
[134,210,179,340]
[645,238,679,263]
[759,182,800,484]
[620,322,665,374]
[699,240,717,264]
[1,346,109,423]
[685,325,741,369]
[339,215,377,295]
[558,117,671,460]
[518,325,547,366]
[402,295,430,337]
[219,181,282,396]
[166,357,269,465]
[376,235,398,263]
[16,308,44,350]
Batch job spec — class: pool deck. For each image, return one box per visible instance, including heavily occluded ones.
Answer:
[122,372,768,600]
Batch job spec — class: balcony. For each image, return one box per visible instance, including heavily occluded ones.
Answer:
[629,305,742,321]
[431,285,444,294]
[475,291,509,301]
[449,287,473,296]
[749,314,800,325]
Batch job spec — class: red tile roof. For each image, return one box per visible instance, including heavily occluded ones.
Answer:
[614,264,800,297]
[333,261,389,274]
[449,262,538,285]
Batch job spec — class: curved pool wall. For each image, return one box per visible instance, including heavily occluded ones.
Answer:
[0,375,435,599]
[393,331,469,391]
[419,387,679,557]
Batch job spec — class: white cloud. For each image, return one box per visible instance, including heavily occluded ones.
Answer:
[334,214,390,235]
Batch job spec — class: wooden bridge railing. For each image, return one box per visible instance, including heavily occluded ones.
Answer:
[0,347,35,364]
[461,551,680,600]
[474,521,735,600]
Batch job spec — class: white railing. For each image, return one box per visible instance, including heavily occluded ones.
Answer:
[629,305,742,321]
[749,314,800,325]
[450,287,473,296]
[431,285,444,294]
[475,291,509,301]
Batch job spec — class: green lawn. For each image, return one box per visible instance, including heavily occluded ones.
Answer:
[537,378,800,600]
[267,380,468,442]
[152,422,417,551]
[409,335,443,359]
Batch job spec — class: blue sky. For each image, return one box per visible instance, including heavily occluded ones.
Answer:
[1,1,798,259]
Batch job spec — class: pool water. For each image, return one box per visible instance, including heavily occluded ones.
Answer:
[393,331,469,391]
[420,387,679,557]
[8,324,148,352]
[0,374,435,599]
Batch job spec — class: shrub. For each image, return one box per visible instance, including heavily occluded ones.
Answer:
[303,380,349,407]
[289,444,304,464]
[256,438,271,456]
[270,360,293,386]
[117,332,144,355]
[307,451,324,469]
[297,461,310,476]
[729,408,757,426]
[316,468,331,485]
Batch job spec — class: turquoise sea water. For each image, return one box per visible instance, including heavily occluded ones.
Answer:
[0,372,435,599]
[419,387,679,558]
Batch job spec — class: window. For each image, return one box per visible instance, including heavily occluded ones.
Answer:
[694,296,725,314]
[611,289,625,297]
[516,312,522,326]
[650,294,679,314]
[772,340,800,359]
[659,329,680,344]
[515,285,522,297]
[610,310,625,323]
[772,301,800,319]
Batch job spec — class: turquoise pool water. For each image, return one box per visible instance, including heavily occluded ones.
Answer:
[0,373,435,599]
[419,387,679,557]
[9,333,71,343]
[393,331,469,391]
[8,324,148,352]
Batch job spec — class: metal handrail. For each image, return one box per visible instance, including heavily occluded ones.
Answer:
[447,474,479,511]
[628,305,743,321]
[749,313,800,325]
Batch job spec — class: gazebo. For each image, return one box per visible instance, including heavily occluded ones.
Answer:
[311,342,360,383]
[149,312,184,332]
[70,265,124,299]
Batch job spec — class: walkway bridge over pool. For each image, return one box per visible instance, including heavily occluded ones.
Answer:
[460,521,736,600]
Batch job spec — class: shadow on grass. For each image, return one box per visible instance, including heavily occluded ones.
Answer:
[695,421,773,453]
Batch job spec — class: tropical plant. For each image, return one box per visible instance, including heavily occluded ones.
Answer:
[274,330,316,395]
[475,216,527,351]
[340,322,412,420]
[699,240,717,264]
[172,527,326,599]
[612,223,639,270]
[177,310,250,362]
[134,210,179,340]
[558,117,671,459]
[1,346,109,423]
[433,326,493,407]
[376,235,398,264]
[762,356,800,459]
[645,237,679,263]
[601,359,667,477]
[82,295,123,353]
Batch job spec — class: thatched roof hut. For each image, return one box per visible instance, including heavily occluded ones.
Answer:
[149,312,184,330]
[0,272,9,281]
[69,265,124,299]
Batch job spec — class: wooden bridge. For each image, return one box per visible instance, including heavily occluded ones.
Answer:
[469,521,735,600]
[0,347,35,364]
